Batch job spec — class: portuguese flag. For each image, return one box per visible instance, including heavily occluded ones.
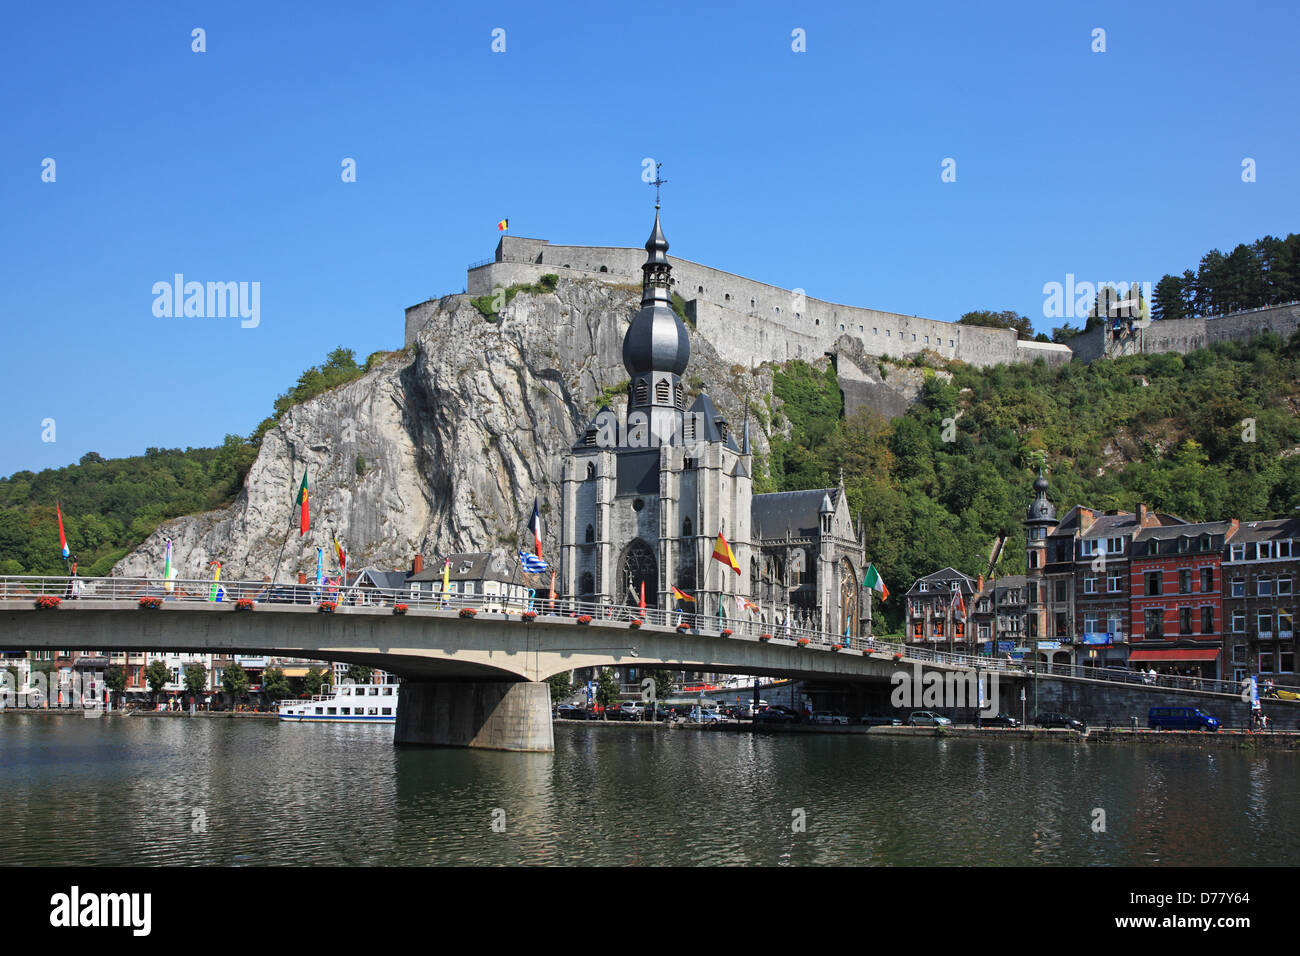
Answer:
[863,563,889,602]
[296,472,309,537]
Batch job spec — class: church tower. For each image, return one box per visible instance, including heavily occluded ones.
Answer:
[1024,469,1056,647]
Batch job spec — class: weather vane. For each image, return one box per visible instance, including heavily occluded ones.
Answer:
[650,162,667,208]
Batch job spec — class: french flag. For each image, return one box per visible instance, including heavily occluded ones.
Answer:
[529,500,543,558]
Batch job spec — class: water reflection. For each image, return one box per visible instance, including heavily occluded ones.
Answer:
[0,716,1296,865]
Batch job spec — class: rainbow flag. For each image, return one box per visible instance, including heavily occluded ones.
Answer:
[209,561,222,602]
[712,533,740,574]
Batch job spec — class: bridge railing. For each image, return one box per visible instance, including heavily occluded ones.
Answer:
[0,575,1251,697]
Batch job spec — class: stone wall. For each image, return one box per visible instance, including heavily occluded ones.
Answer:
[1030,675,1299,730]
[1062,302,1300,363]
[463,238,1070,371]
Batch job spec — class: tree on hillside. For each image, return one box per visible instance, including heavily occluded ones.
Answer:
[957,310,1034,339]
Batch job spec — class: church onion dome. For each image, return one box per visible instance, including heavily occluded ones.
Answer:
[1027,471,1055,522]
[622,208,690,377]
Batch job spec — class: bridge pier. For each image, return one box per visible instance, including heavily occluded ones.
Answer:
[394,681,554,753]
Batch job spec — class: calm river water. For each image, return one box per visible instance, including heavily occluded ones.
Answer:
[1,715,1296,866]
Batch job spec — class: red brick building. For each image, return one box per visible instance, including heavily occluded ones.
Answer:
[1129,520,1238,679]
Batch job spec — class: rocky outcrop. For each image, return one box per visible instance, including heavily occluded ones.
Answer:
[114,279,774,581]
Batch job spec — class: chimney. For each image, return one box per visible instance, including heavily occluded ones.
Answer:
[413,554,424,574]
[977,574,985,594]
[297,572,306,585]
[1137,503,1149,526]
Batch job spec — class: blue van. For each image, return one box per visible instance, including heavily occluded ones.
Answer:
[1148,706,1220,731]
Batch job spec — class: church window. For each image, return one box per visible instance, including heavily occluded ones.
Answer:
[674,382,683,408]
[583,429,597,447]
[635,380,649,405]
[586,462,596,480]
[585,524,595,543]
[698,286,703,293]
[655,379,670,404]
[580,572,594,595]
[684,457,698,470]
[683,517,692,537]
[632,499,644,512]
[683,417,695,442]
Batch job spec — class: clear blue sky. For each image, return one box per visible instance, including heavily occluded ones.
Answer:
[2,0,1297,476]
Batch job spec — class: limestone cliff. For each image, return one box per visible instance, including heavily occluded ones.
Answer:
[114,279,775,581]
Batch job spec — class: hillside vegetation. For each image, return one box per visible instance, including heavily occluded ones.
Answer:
[764,331,1300,630]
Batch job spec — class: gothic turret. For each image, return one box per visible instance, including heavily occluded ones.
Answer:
[622,207,690,443]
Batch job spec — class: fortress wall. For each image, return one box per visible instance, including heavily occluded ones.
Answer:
[1204,302,1300,343]
[1140,317,1208,354]
[1014,339,1073,366]
[463,240,1037,369]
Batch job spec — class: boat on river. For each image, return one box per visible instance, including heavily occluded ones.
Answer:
[277,683,399,723]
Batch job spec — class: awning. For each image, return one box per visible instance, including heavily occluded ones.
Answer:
[279,666,314,678]
[1129,648,1221,662]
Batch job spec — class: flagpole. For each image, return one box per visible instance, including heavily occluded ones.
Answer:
[270,466,300,587]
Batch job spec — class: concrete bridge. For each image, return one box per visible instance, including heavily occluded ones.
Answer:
[2,576,1293,749]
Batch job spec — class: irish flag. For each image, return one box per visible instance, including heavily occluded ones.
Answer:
[711,533,740,574]
[296,472,309,536]
[864,564,889,602]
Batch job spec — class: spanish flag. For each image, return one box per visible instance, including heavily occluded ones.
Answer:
[712,533,740,574]
[497,218,509,232]
[295,472,309,536]
[671,586,696,603]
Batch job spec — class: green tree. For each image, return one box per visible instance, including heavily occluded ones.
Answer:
[546,672,573,702]
[344,664,373,684]
[221,662,250,704]
[183,663,207,707]
[104,664,127,709]
[303,667,328,696]
[957,310,1034,339]
[263,666,291,701]
[144,659,170,707]
[595,669,620,718]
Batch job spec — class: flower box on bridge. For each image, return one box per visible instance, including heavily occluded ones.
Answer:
[796,637,810,647]
[521,610,537,621]
[35,595,61,610]
[576,615,593,625]
[393,604,409,615]
[459,608,477,619]
[720,628,733,637]
[318,601,337,614]
[629,618,642,629]
[759,633,772,641]
[235,599,256,611]
[138,597,162,610]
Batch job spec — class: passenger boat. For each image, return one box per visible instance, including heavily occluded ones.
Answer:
[277,683,399,723]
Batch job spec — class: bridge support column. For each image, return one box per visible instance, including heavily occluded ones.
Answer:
[394,681,554,753]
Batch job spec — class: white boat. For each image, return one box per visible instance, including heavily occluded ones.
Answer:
[277,683,399,723]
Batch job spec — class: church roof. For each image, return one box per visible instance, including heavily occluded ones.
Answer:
[687,393,741,451]
[752,487,839,539]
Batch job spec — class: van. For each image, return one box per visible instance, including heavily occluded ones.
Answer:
[1148,706,1219,731]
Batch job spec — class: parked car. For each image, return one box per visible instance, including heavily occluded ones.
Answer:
[860,714,903,726]
[689,706,725,722]
[981,713,1020,727]
[1148,706,1219,731]
[907,711,952,727]
[1035,712,1085,731]
[810,711,850,725]
[554,703,584,720]
[752,706,797,724]
[612,701,645,720]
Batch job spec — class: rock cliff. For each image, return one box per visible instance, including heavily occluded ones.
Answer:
[114,279,777,581]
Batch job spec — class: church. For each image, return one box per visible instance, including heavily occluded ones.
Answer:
[559,206,870,637]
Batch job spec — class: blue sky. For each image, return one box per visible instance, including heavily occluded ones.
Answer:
[2,0,1297,476]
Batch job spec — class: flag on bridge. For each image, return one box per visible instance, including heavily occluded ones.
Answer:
[953,589,966,618]
[528,500,543,558]
[56,502,69,559]
[333,533,347,576]
[295,471,309,536]
[712,533,740,574]
[209,561,223,603]
[519,550,549,574]
[671,586,695,603]
[863,564,889,602]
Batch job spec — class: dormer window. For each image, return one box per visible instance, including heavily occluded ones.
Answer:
[919,581,929,593]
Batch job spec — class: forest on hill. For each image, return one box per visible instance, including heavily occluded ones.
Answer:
[764,330,1300,631]
[4,330,1300,637]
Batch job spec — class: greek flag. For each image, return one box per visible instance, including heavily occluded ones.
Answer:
[519,551,549,574]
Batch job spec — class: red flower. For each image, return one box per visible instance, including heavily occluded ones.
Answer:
[629,619,642,629]
[459,607,478,619]
[235,598,256,611]
[138,597,162,610]
[393,604,409,615]
[720,628,733,637]
[36,595,62,610]
[521,610,537,620]
[796,637,810,647]
[318,601,338,613]
[759,633,772,640]
[576,615,593,625]
[831,643,843,652]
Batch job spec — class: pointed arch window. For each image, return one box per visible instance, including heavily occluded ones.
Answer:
[585,524,595,543]
[586,462,596,480]
[682,517,692,538]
